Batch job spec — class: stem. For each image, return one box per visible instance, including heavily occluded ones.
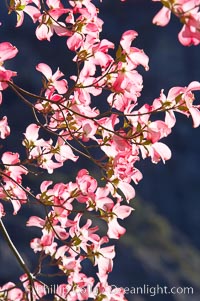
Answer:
[0,219,31,275]
[0,218,34,301]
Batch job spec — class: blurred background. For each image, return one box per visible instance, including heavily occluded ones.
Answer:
[0,0,200,300]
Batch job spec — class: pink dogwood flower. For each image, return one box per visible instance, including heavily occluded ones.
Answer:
[9,0,41,27]
[0,116,10,139]
[0,42,18,92]
[0,282,23,301]
[0,152,28,214]
[107,203,133,239]
[35,0,70,41]
[36,63,68,94]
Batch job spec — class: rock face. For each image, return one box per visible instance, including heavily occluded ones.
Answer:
[113,200,200,301]
[0,0,200,299]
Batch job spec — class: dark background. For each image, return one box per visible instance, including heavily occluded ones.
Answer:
[0,0,200,300]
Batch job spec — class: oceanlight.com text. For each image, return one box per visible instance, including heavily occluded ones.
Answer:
[110,284,194,297]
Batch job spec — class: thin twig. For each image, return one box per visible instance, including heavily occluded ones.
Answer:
[0,218,34,301]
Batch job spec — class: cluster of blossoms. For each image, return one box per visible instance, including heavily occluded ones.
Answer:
[153,0,200,45]
[0,0,200,300]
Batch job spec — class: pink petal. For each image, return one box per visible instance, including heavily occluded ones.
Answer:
[36,63,52,79]
[24,123,40,141]
[54,226,69,240]
[26,216,45,228]
[0,116,10,139]
[165,110,176,128]
[113,204,133,219]
[153,6,171,26]
[67,32,83,51]
[120,30,138,52]
[11,199,21,215]
[1,152,20,164]
[41,233,54,246]
[53,79,68,94]
[0,42,18,62]
[24,5,40,23]
[8,288,23,301]
[107,219,126,239]
[40,180,53,193]
[118,181,135,202]
[52,67,64,80]
[152,142,172,163]
[0,203,5,218]
[187,81,200,92]
[189,107,200,128]
[35,23,53,41]
[100,245,115,259]
[129,48,149,70]
[55,145,78,162]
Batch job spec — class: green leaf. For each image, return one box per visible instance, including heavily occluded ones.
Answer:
[161,0,171,9]
[116,45,126,62]
[17,5,26,11]
[178,105,188,112]
[95,294,107,301]
[175,93,183,103]
[116,45,122,60]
